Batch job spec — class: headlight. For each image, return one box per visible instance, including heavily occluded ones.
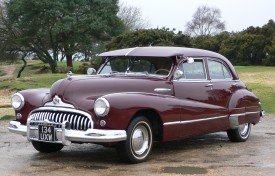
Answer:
[11,93,25,110]
[94,97,110,117]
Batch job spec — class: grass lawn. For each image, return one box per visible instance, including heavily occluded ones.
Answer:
[0,61,274,115]
[0,60,87,90]
[235,66,275,114]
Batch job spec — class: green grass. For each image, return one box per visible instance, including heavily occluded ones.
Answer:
[235,66,275,114]
[0,69,4,76]
[0,60,87,90]
[0,108,14,120]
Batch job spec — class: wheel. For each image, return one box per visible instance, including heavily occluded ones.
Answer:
[117,116,153,163]
[227,123,252,142]
[32,141,64,153]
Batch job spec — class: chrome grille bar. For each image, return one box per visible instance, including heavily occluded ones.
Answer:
[29,107,93,131]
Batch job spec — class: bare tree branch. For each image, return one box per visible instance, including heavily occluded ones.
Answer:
[118,2,150,31]
[185,5,226,36]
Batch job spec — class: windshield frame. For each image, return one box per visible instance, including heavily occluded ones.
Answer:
[97,56,174,78]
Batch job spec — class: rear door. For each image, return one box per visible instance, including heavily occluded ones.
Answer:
[173,58,228,138]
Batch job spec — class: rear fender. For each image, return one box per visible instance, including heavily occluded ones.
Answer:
[228,89,261,129]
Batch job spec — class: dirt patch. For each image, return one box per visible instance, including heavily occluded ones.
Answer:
[0,65,16,81]
[0,89,14,108]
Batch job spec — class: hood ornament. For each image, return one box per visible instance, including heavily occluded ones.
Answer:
[53,95,61,105]
[67,71,73,79]
[44,95,75,108]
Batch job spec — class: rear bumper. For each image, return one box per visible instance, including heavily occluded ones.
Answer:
[8,120,127,145]
[260,110,265,118]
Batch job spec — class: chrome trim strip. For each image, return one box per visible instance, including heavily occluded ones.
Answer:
[229,111,260,129]
[154,88,172,93]
[125,47,137,56]
[163,115,227,126]
[230,111,260,117]
[173,79,210,83]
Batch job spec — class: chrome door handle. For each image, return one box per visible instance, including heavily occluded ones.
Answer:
[154,88,171,93]
[205,84,213,87]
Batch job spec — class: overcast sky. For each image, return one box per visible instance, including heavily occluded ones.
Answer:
[121,0,275,32]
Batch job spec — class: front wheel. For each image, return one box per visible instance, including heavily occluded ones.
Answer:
[227,123,252,142]
[117,116,153,163]
[32,141,64,153]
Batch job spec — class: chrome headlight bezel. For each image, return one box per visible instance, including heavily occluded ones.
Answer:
[11,93,25,110]
[94,97,110,117]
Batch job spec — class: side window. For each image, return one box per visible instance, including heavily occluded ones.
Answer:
[208,60,232,80]
[179,59,206,79]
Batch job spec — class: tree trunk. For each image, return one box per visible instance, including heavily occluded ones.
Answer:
[49,59,57,73]
[66,53,73,70]
[17,54,27,78]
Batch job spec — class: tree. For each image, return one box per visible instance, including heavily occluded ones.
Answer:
[220,33,265,65]
[118,2,150,32]
[185,5,226,36]
[220,20,275,66]
[191,31,231,52]
[0,2,30,77]
[5,0,124,73]
[106,28,191,50]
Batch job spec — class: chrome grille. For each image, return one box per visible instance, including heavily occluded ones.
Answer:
[29,109,92,131]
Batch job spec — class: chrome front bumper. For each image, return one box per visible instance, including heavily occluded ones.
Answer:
[8,120,127,145]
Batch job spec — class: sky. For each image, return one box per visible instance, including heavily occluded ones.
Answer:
[121,0,275,32]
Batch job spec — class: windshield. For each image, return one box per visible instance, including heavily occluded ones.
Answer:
[98,57,173,76]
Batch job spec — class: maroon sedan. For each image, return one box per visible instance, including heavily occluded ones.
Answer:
[8,47,264,163]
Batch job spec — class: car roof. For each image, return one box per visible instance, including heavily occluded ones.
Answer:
[99,46,226,59]
[99,46,239,80]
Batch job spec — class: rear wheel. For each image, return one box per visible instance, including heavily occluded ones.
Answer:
[117,116,153,163]
[32,141,64,153]
[227,123,251,142]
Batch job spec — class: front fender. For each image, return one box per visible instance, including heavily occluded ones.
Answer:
[14,88,50,124]
[100,92,182,130]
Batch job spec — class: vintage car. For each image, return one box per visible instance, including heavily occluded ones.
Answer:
[8,46,264,163]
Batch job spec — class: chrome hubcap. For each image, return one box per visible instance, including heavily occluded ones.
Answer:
[239,123,249,136]
[131,125,149,155]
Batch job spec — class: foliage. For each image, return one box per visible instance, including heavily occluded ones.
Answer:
[220,20,275,66]
[0,3,28,65]
[90,56,102,70]
[106,28,192,50]
[192,32,231,53]
[185,5,226,36]
[76,63,90,74]
[4,0,124,72]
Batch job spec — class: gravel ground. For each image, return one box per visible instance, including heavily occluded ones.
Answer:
[0,115,274,176]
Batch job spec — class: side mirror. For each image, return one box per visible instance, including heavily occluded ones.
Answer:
[87,68,97,75]
[187,57,194,64]
[174,69,183,79]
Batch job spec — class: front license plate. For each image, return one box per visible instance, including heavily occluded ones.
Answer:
[38,125,55,141]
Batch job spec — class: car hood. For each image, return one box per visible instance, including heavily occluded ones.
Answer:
[48,75,173,111]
